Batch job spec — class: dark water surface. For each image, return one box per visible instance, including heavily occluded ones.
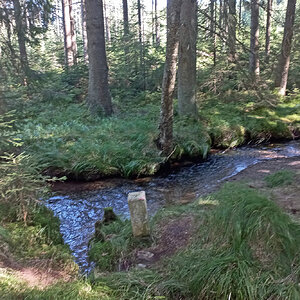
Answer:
[45,140,300,273]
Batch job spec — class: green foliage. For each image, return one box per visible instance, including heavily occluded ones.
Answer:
[165,183,300,299]
[0,153,48,222]
[89,220,135,272]
[0,275,114,300]
[264,170,295,187]
[0,112,22,153]
[199,92,300,147]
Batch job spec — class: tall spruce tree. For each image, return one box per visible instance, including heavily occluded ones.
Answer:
[178,0,198,117]
[274,0,297,95]
[86,0,113,116]
[157,0,182,155]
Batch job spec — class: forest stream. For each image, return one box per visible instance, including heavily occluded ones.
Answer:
[45,140,300,274]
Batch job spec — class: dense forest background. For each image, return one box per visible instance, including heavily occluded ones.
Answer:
[1,1,300,299]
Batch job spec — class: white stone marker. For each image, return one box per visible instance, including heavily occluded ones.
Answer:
[128,191,150,237]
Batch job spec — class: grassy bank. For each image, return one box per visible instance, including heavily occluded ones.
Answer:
[4,75,299,180]
[1,171,299,299]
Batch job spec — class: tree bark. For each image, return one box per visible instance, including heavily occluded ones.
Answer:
[62,0,77,67]
[81,0,88,63]
[209,0,214,37]
[249,0,260,81]
[13,0,30,82]
[155,0,160,46]
[219,0,223,30]
[86,0,113,116]
[238,0,242,27]
[103,0,111,43]
[274,0,297,96]
[157,0,182,155]
[122,0,129,36]
[265,0,272,63]
[178,0,197,117]
[137,0,142,44]
[228,0,236,62]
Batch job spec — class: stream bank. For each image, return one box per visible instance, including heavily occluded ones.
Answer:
[46,140,300,273]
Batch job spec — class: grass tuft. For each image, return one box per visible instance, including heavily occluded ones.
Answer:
[264,169,295,187]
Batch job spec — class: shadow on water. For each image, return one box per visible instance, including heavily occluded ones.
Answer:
[45,140,300,273]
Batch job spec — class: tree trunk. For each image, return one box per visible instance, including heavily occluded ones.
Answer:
[249,0,260,81]
[86,0,113,116]
[155,0,160,46]
[122,0,129,36]
[62,0,76,67]
[219,0,223,29]
[228,0,236,62]
[209,0,214,37]
[223,0,228,35]
[274,0,296,96]
[13,0,30,82]
[265,0,272,63]
[137,0,142,44]
[81,0,88,63]
[70,0,77,63]
[103,0,111,43]
[238,0,242,27]
[157,0,182,155]
[178,0,198,117]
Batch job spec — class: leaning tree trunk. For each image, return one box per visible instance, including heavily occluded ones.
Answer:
[178,0,197,117]
[228,0,236,62]
[274,0,296,96]
[157,0,182,155]
[265,0,272,63]
[249,0,260,81]
[86,0,113,116]
[13,0,30,83]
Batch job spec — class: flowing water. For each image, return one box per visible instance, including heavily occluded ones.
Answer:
[45,140,300,273]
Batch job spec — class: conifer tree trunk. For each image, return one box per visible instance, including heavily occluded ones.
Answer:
[178,0,197,117]
[155,0,160,46]
[219,0,223,29]
[122,0,129,36]
[223,0,229,35]
[62,0,77,67]
[265,0,272,63]
[249,0,260,81]
[137,0,142,44]
[274,0,297,95]
[103,0,111,43]
[228,0,236,62]
[209,0,214,37]
[13,0,30,82]
[86,0,113,116]
[122,0,129,58]
[70,0,77,63]
[238,0,242,26]
[157,0,182,155]
[81,0,88,63]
